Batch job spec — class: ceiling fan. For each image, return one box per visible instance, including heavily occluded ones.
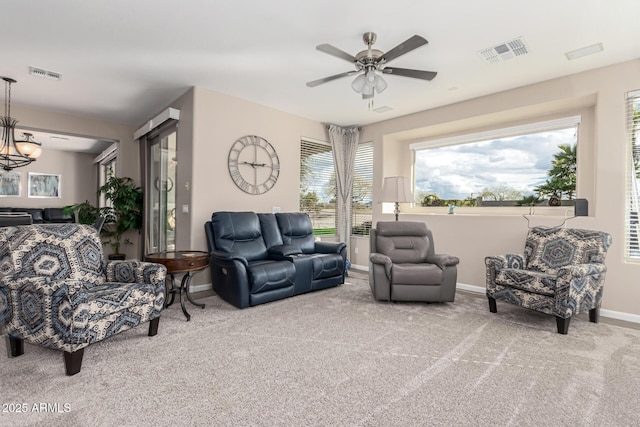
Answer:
[306,32,437,99]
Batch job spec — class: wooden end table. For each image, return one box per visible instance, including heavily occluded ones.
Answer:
[145,250,209,321]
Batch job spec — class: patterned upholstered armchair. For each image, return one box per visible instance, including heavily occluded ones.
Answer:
[0,224,166,375]
[485,226,612,334]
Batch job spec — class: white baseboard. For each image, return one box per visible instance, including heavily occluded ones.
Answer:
[190,283,212,293]
[600,308,640,324]
[456,282,485,294]
[350,264,369,272]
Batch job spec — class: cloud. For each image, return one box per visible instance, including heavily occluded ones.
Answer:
[414,129,575,200]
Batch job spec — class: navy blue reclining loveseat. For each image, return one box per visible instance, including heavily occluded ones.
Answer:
[204,211,347,308]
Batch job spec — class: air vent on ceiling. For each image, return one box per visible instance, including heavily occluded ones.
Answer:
[478,37,529,64]
[373,106,393,114]
[565,43,604,60]
[29,66,62,81]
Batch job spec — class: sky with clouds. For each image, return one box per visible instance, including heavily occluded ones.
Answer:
[414,128,576,200]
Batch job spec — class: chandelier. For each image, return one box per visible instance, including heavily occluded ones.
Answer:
[1,77,42,171]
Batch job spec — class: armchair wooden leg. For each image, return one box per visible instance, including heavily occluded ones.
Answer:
[8,336,24,357]
[488,296,497,313]
[148,317,160,336]
[556,316,570,335]
[589,307,600,323]
[64,348,85,376]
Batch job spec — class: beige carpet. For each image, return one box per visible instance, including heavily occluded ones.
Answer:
[2,273,640,427]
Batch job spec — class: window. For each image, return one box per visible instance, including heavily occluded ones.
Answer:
[625,90,640,260]
[410,116,580,209]
[94,143,118,207]
[300,139,336,235]
[352,142,373,236]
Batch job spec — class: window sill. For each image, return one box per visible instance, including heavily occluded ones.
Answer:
[385,206,581,217]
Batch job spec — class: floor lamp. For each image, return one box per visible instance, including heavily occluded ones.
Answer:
[381,176,413,221]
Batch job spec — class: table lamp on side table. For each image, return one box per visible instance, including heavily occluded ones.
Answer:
[381,176,414,221]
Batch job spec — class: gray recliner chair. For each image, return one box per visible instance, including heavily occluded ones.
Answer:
[369,221,459,302]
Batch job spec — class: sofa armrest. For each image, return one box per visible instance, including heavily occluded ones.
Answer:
[2,278,91,343]
[485,254,525,293]
[315,241,347,254]
[269,245,302,259]
[209,250,249,267]
[485,254,526,271]
[557,263,607,279]
[426,253,460,269]
[105,261,167,286]
[554,263,608,318]
[2,276,87,295]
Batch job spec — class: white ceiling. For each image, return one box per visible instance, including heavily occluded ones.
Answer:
[2,0,640,153]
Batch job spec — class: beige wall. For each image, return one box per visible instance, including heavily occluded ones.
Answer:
[182,86,327,284]
[361,59,640,319]
[1,148,95,208]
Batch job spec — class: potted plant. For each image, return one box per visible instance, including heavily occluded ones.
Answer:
[99,176,143,260]
[63,200,102,225]
[65,176,143,260]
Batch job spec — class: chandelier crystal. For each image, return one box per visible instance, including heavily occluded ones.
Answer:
[1,77,42,171]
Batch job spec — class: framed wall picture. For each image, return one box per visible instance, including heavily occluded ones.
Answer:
[0,171,21,197]
[28,172,61,198]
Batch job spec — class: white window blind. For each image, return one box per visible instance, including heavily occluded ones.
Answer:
[352,142,373,236]
[300,139,336,235]
[625,90,640,260]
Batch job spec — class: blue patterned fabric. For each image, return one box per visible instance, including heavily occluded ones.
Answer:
[0,224,166,353]
[486,226,612,320]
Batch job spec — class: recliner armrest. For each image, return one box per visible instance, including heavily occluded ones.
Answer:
[369,252,392,278]
[209,250,249,267]
[315,241,347,254]
[269,245,302,259]
[427,253,460,269]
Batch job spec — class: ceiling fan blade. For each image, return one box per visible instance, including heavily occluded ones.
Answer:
[316,43,358,63]
[306,71,359,87]
[378,35,428,64]
[382,67,437,81]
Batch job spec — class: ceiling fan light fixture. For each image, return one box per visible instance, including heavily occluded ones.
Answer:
[366,70,376,83]
[351,73,367,92]
[361,82,374,97]
[374,74,388,93]
[309,32,436,104]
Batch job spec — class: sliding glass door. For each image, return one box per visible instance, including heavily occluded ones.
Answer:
[146,126,177,254]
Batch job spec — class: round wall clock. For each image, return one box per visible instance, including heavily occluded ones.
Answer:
[228,135,280,195]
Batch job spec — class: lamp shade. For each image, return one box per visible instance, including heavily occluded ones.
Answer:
[351,74,366,92]
[381,176,413,203]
